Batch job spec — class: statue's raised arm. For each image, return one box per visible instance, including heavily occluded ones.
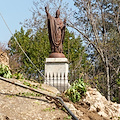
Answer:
[45,7,52,18]
[45,7,48,14]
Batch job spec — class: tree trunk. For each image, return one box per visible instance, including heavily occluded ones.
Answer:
[118,87,120,103]
[106,56,110,101]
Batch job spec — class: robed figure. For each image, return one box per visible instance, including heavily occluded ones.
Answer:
[45,7,66,54]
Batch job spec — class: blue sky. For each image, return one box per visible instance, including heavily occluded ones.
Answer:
[0,0,75,46]
[0,0,35,45]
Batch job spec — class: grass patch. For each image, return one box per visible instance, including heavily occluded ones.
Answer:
[23,81,40,89]
[65,78,87,103]
[17,92,42,97]
[63,115,72,120]
[42,107,56,112]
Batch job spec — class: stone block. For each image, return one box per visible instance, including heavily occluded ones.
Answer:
[44,58,70,92]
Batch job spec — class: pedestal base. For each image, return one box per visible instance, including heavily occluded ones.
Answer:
[44,58,70,92]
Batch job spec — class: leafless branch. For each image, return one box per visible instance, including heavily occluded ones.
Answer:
[67,20,106,64]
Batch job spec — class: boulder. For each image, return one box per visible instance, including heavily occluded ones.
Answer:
[83,87,120,119]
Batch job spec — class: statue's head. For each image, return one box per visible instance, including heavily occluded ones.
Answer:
[56,9,60,18]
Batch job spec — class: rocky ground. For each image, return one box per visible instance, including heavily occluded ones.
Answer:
[0,78,120,120]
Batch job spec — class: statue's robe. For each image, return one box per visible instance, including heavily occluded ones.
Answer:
[47,13,65,53]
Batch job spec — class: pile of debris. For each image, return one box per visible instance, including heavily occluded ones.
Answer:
[83,87,120,119]
[0,49,9,67]
[63,87,120,120]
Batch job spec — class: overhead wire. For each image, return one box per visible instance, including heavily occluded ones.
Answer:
[0,12,45,79]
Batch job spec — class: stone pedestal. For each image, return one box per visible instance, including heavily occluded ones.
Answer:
[44,58,70,92]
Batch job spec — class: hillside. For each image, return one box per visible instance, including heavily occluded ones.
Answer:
[0,77,120,120]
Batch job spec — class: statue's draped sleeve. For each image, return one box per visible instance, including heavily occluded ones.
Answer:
[47,13,65,47]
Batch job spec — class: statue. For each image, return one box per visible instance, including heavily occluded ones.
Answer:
[45,7,66,57]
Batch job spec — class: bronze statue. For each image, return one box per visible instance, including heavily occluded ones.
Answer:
[45,7,66,55]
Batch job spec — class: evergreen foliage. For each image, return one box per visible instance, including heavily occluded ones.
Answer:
[8,26,50,81]
[8,27,89,82]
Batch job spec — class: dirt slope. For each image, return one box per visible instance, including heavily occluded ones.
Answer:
[0,78,120,120]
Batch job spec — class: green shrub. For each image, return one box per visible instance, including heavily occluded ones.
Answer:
[23,81,39,89]
[0,64,12,78]
[116,73,120,86]
[65,78,87,103]
[13,72,24,79]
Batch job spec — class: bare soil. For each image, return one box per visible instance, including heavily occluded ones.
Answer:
[0,78,111,120]
[74,101,109,120]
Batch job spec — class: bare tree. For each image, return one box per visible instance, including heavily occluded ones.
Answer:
[22,0,74,31]
[69,0,120,101]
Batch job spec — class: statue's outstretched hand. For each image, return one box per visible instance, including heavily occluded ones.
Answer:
[45,7,48,13]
